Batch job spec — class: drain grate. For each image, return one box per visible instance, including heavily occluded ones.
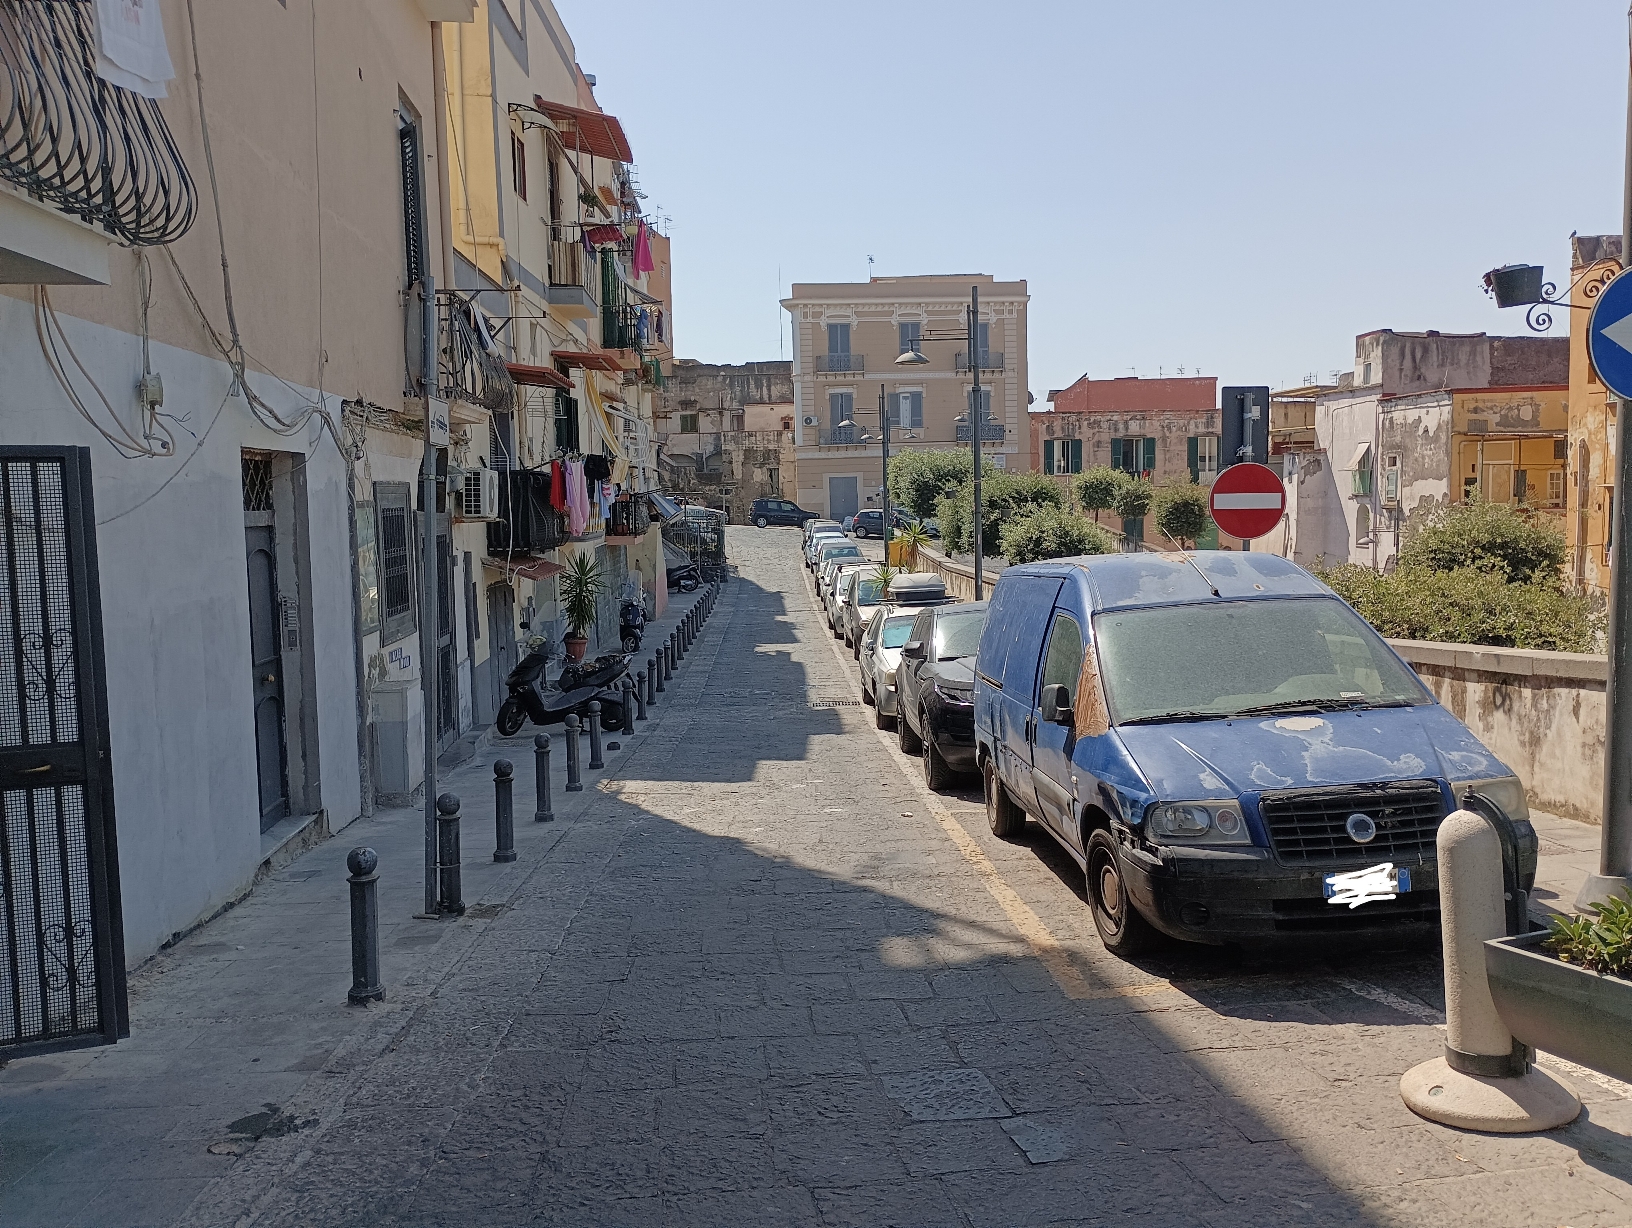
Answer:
[808,699,862,709]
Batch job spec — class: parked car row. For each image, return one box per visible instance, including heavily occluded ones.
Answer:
[803,525,1543,959]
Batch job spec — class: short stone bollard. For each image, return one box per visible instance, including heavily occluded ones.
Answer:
[492,759,517,863]
[564,714,583,791]
[674,626,684,661]
[635,670,649,721]
[652,654,664,695]
[436,793,465,915]
[621,676,637,734]
[346,847,384,1004]
[533,734,554,822]
[664,638,674,679]
[587,700,605,769]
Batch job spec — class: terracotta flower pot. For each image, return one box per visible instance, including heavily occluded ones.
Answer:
[563,634,589,662]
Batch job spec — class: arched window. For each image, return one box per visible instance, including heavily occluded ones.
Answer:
[1355,503,1371,546]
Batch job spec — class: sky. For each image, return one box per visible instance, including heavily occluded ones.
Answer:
[556,0,1630,399]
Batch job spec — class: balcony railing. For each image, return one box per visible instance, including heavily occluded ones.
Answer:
[486,470,566,555]
[608,498,651,538]
[438,290,516,412]
[0,2,196,245]
[602,302,643,354]
[955,351,1005,373]
[956,422,1006,442]
[816,427,864,446]
[724,430,791,448]
[815,353,865,375]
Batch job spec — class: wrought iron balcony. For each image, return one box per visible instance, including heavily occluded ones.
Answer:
[546,237,597,317]
[607,498,651,538]
[486,470,565,555]
[602,302,642,354]
[956,421,1005,442]
[438,291,516,412]
[816,427,864,446]
[955,351,1005,373]
[0,1,196,246]
[815,353,865,375]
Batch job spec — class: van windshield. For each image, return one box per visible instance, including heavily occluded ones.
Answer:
[1094,597,1431,725]
[880,616,915,649]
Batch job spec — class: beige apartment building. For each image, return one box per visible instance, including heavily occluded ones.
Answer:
[781,275,1029,521]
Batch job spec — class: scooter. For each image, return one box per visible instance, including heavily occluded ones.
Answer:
[620,599,646,653]
[666,561,701,593]
[495,638,629,736]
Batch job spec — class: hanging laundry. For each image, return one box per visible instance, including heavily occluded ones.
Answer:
[583,453,612,482]
[581,226,595,260]
[565,459,591,536]
[598,481,613,523]
[654,309,665,342]
[637,307,649,343]
[632,221,655,277]
[550,459,567,512]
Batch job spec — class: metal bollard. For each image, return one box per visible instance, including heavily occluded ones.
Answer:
[533,734,554,822]
[564,714,583,791]
[664,638,674,679]
[648,657,659,701]
[635,670,649,721]
[346,847,384,1004]
[622,676,637,734]
[493,759,517,862]
[436,793,465,915]
[587,700,605,769]
[674,626,684,661]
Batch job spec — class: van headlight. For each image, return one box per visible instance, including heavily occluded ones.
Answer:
[1147,801,1253,846]
[1459,776,1530,824]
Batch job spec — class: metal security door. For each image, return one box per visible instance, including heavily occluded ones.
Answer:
[0,448,127,1057]
[245,525,289,831]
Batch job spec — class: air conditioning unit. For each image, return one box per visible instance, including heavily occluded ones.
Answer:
[456,468,500,520]
[801,414,819,427]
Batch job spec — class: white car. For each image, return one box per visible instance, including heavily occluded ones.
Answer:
[807,532,848,569]
[826,562,872,632]
[859,604,919,729]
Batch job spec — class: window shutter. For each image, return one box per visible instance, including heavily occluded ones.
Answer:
[1111,438,1123,471]
[1043,440,1055,474]
[1143,438,1156,475]
[1070,439,1082,473]
[1187,436,1199,482]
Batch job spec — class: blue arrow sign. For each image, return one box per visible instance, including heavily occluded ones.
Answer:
[1589,269,1632,402]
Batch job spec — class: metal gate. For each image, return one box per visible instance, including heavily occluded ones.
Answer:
[0,448,127,1057]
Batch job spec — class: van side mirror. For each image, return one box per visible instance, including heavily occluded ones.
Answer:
[1041,683,1074,726]
[902,640,927,661]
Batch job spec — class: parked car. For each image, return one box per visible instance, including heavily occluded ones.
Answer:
[839,568,891,651]
[751,498,818,528]
[972,551,1539,956]
[919,518,942,540]
[841,515,856,533]
[824,562,871,629]
[860,605,920,729]
[805,519,840,545]
[832,565,883,641]
[813,540,863,576]
[849,509,918,539]
[896,602,989,790]
[806,529,846,568]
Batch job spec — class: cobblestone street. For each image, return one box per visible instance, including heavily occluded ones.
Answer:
[3,526,1631,1227]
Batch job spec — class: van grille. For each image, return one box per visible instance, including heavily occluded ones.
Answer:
[1258,780,1446,866]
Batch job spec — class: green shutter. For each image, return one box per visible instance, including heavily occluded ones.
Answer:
[1111,438,1124,471]
[1143,437,1156,474]
[1043,439,1055,474]
[1070,439,1082,473]
[1187,436,1199,483]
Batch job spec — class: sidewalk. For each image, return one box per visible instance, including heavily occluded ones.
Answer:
[0,587,714,1228]
[1529,809,1606,920]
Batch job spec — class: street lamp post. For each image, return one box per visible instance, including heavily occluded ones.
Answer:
[838,384,913,561]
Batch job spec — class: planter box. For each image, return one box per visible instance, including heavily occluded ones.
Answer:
[1485,930,1632,1082]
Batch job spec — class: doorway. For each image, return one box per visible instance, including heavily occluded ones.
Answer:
[243,460,289,832]
[486,582,515,714]
[828,475,859,522]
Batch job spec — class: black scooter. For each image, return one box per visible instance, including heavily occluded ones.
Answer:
[666,561,701,593]
[495,640,629,736]
[620,600,646,653]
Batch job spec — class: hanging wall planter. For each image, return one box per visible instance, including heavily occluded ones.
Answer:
[1485,930,1632,1083]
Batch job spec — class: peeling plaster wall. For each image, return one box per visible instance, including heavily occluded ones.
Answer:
[1392,640,1606,826]
[1379,392,1453,568]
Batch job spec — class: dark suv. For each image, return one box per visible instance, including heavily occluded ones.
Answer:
[751,498,816,528]
[849,509,917,539]
[896,601,989,791]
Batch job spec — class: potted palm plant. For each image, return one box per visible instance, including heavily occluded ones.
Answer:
[559,553,604,662]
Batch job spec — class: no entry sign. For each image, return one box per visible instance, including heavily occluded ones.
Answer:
[1209,463,1285,541]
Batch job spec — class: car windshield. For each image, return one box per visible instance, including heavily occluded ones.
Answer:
[820,546,860,561]
[857,579,886,603]
[880,616,915,649]
[934,610,987,659]
[1094,597,1432,725]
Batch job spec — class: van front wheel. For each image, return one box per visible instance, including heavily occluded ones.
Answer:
[1085,829,1160,957]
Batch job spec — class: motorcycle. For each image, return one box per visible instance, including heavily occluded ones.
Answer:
[666,561,701,593]
[495,638,630,736]
[619,599,646,653]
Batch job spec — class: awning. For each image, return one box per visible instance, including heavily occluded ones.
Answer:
[647,491,683,522]
[1348,442,1373,470]
[532,97,632,162]
[484,557,564,581]
[553,348,626,373]
[505,362,572,390]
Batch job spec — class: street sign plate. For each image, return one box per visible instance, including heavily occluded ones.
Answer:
[1590,269,1632,402]
[1209,462,1285,540]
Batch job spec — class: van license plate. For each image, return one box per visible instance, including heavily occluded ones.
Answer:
[1323,864,1410,905]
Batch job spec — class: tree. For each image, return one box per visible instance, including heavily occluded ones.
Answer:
[938,470,1066,554]
[1073,466,1126,523]
[1152,482,1212,547]
[1398,497,1566,584]
[1112,478,1153,522]
[888,450,972,519]
[999,505,1116,564]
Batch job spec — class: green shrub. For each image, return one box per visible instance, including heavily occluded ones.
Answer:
[1112,478,1153,521]
[999,505,1116,564]
[1399,497,1566,584]
[888,450,972,519]
[1073,466,1126,521]
[1316,563,1604,653]
[1545,892,1632,978]
[1152,482,1212,547]
[937,470,1065,554]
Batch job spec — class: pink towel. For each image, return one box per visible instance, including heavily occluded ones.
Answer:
[632,221,654,278]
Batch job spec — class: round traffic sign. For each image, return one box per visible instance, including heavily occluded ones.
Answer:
[1209,462,1285,541]
[1589,268,1632,403]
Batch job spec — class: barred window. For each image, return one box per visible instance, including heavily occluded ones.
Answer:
[374,482,415,644]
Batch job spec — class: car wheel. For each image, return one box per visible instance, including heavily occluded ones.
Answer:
[923,723,954,792]
[854,525,867,538]
[897,701,922,754]
[984,758,1025,838]
[1085,828,1161,957]
[495,698,526,737]
[755,515,769,527]
[861,679,875,706]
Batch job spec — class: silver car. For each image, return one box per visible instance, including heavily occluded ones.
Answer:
[829,564,879,639]
[859,605,919,729]
[824,562,870,630]
[813,540,861,576]
[840,569,890,652]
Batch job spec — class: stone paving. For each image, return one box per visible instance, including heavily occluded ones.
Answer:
[3,527,1632,1226]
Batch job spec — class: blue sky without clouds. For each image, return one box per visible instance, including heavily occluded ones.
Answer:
[557,0,1629,398]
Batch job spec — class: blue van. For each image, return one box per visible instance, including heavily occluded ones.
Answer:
[972,551,1537,954]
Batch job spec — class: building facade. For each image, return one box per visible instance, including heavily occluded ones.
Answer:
[781,275,1028,522]
[1564,234,1622,595]
[1032,375,1220,486]
[655,360,796,519]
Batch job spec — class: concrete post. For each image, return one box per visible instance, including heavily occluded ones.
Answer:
[492,759,516,863]
[674,627,684,662]
[564,714,583,792]
[346,847,384,1004]
[435,793,464,916]
[635,670,648,721]
[587,700,604,770]
[664,639,674,679]
[652,654,664,695]
[623,676,638,731]
[1400,809,1579,1131]
[532,734,553,822]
